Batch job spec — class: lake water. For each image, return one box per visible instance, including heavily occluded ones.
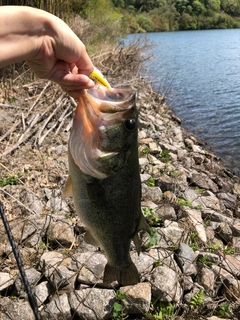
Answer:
[125,30,240,174]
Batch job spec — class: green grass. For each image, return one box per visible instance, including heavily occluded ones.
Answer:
[0,173,20,187]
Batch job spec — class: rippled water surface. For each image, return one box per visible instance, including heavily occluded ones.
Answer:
[126,30,240,173]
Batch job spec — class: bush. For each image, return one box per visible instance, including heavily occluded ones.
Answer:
[136,14,154,32]
[179,12,197,30]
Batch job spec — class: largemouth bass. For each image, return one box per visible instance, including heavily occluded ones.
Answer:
[63,85,150,285]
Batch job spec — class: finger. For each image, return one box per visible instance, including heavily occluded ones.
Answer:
[50,68,95,88]
[63,88,87,99]
[75,46,94,76]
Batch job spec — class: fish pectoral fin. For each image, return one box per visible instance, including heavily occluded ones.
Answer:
[133,233,141,255]
[84,230,100,247]
[62,175,73,199]
[137,211,151,235]
[103,261,140,286]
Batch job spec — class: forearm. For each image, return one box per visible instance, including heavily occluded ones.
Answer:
[0,6,57,67]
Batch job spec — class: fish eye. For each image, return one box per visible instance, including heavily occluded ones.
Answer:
[125,119,136,131]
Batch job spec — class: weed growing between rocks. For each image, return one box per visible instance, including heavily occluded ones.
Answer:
[0,42,240,319]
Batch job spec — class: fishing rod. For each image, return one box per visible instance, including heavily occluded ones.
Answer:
[0,202,41,320]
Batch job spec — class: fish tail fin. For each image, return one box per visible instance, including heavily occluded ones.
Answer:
[103,261,140,286]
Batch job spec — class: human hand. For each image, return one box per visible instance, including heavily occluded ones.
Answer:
[26,17,95,98]
[0,6,95,98]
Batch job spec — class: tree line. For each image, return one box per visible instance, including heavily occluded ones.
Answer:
[1,0,239,33]
[111,0,240,32]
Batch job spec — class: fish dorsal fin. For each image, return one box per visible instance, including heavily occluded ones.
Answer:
[137,211,151,235]
[62,175,73,199]
[84,229,100,247]
[133,233,141,255]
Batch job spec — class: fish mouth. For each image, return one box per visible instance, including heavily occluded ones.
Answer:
[69,86,136,179]
[87,85,136,113]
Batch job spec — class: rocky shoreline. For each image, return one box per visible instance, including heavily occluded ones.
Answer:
[0,77,240,319]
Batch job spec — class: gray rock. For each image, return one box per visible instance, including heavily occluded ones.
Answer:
[211,264,235,281]
[139,157,149,167]
[20,189,43,215]
[184,138,194,149]
[148,266,182,303]
[202,209,233,224]
[41,293,71,320]
[120,282,151,314]
[156,205,177,221]
[207,317,229,320]
[182,156,195,168]
[50,265,76,291]
[205,225,216,243]
[46,191,68,213]
[184,284,205,304]
[69,288,116,320]
[181,207,207,243]
[147,154,163,166]
[232,237,240,254]
[47,217,75,247]
[40,251,64,277]
[176,243,197,275]
[177,148,188,160]
[0,272,14,291]
[141,200,158,210]
[148,248,179,271]
[157,172,187,192]
[192,153,205,164]
[231,223,240,237]
[21,220,38,242]
[219,253,240,278]
[216,222,232,243]
[19,219,43,247]
[34,281,51,307]
[9,220,25,242]
[138,130,147,139]
[200,191,221,211]
[183,189,205,208]
[141,184,162,203]
[221,277,240,301]
[172,126,183,143]
[159,142,178,153]
[157,221,184,249]
[140,173,151,183]
[196,265,215,296]
[190,172,218,193]
[0,297,34,320]
[25,232,42,247]
[198,252,220,265]
[15,267,41,297]
[182,275,194,291]
[217,193,237,209]
[233,183,240,195]
[7,247,37,267]
[131,251,155,276]
[54,144,67,155]
[149,141,162,153]
[70,252,107,284]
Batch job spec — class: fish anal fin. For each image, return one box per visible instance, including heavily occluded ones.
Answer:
[62,176,73,199]
[84,230,100,247]
[103,261,140,286]
[133,233,141,255]
[138,211,151,235]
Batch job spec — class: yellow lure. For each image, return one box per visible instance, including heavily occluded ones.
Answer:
[89,68,111,88]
